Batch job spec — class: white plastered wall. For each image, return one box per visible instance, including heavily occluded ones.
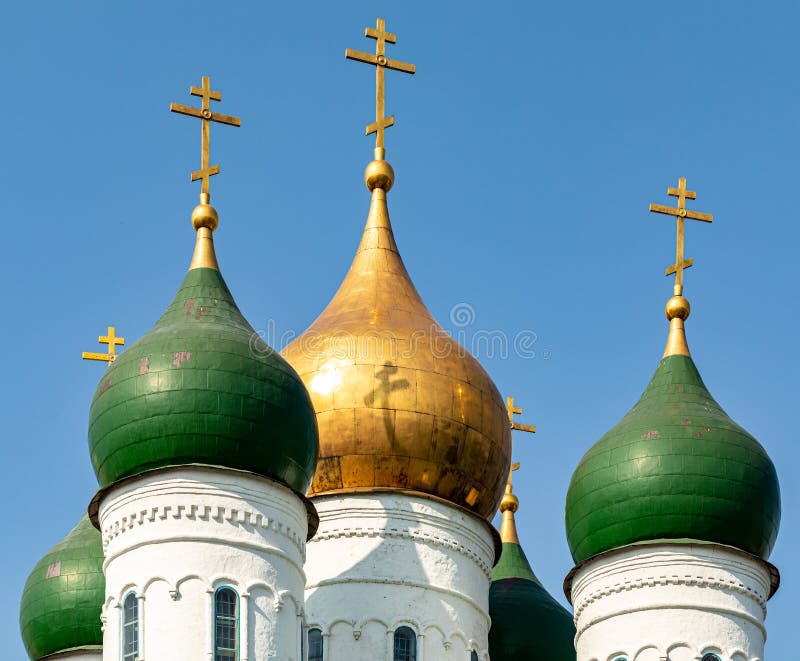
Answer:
[569,543,774,661]
[304,492,495,661]
[97,466,308,661]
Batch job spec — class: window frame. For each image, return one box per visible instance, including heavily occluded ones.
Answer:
[701,654,722,661]
[121,591,139,661]
[470,650,480,661]
[307,627,323,661]
[213,586,240,661]
[392,626,417,661]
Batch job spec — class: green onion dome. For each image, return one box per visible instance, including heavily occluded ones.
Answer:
[565,295,780,565]
[19,515,104,660]
[489,479,576,660]
[88,198,319,494]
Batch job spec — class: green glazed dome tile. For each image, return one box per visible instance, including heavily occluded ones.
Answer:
[88,266,319,494]
[565,354,780,564]
[20,515,104,660]
[489,542,576,660]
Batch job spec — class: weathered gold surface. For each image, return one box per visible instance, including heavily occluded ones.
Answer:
[499,462,521,544]
[281,188,512,520]
[649,177,714,358]
[82,326,124,365]
[346,18,415,155]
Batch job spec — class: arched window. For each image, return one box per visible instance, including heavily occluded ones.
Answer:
[393,626,416,661]
[122,592,139,661]
[471,651,479,661]
[701,655,721,661]
[214,588,239,661]
[308,627,323,661]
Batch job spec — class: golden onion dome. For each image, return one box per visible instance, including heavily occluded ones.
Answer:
[282,158,511,520]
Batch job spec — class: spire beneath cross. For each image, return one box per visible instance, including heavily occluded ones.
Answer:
[346,18,416,159]
[82,326,125,365]
[649,177,713,296]
[170,76,241,200]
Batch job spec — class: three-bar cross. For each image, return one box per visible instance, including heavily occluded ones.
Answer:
[170,76,241,197]
[346,18,416,156]
[649,177,713,296]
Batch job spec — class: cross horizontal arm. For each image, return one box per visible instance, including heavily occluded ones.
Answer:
[366,115,394,135]
[511,422,537,434]
[668,187,697,200]
[666,258,693,276]
[169,103,242,127]
[190,86,221,101]
[344,49,416,74]
[345,48,377,65]
[82,351,114,362]
[191,165,220,182]
[365,27,397,42]
[649,204,714,223]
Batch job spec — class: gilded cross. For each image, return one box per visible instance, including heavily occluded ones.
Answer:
[506,396,537,434]
[507,461,521,488]
[649,177,713,296]
[345,18,416,156]
[82,326,125,365]
[170,76,241,197]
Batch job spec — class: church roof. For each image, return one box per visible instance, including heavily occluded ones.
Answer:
[282,167,511,518]
[19,515,104,660]
[88,261,319,494]
[489,477,576,660]
[566,180,780,566]
[88,80,318,495]
[565,350,780,564]
[281,26,511,519]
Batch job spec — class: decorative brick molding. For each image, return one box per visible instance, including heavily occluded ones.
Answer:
[309,524,492,578]
[101,502,305,556]
[573,571,768,621]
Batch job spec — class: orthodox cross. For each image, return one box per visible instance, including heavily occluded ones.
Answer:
[506,396,537,434]
[82,326,125,365]
[649,177,713,296]
[345,18,416,156]
[170,76,241,198]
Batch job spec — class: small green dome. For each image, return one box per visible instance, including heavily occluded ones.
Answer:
[566,354,780,565]
[489,542,576,660]
[20,515,104,660]
[88,266,319,493]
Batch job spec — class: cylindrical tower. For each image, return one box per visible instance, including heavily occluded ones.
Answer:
[87,85,320,661]
[564,182,781,661]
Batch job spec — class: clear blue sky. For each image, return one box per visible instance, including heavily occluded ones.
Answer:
[1,1,796,657]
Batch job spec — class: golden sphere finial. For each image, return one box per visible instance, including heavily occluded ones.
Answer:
[500,488,519,513]
[364,159,394,192]
[191,197,219,232]
[665,295,691,321]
